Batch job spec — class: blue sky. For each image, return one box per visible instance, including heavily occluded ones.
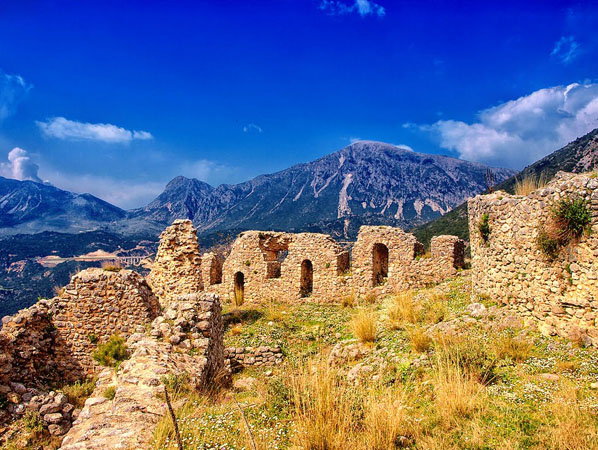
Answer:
[0,0,597,208]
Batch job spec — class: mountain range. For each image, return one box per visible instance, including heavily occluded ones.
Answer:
[0,141,514,238]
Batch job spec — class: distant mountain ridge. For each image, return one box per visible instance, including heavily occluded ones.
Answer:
[0,141,514,238]
[130,141,514,235]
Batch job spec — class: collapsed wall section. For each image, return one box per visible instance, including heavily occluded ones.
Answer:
[468,172,598,344]
[147,219,203,306]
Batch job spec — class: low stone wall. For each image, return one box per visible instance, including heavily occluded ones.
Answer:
[52,268,161,379]
[60,292,227,450]
[148,219,204,307]
[225,345,284,372]
[468,172,598,345]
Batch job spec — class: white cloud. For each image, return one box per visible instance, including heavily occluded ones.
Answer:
[0,70,32,123]
[320,0,385,17]
[0,147,42,182]
[36,117,153,143]
[243,123,263,133]
[551,36,581,64]
[394,144,413,151]
[419,83,598,168]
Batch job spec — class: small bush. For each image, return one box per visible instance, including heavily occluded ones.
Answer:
[23,410,44,434]
[341,291,356,308]
[537,228,561,259]
[161,372,192,396]
[478,213,490,244]
[62,378,97,408]
[230,323,243,335]
[350,308,377,343]
[551,196,592,242]
[101,261,122,272]
[88,333,98,343]
[103,385,116,400]
[92,334,129,368]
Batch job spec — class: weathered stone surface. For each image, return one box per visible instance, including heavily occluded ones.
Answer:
[147,219,203,306]
[469,172,598,346]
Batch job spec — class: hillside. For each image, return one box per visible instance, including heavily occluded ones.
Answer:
[412,128,598,247]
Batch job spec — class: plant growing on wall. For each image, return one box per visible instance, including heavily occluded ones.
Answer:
[537,196,592,259]
[478,213,490,244]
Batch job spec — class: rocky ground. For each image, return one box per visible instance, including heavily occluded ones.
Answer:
[2,271,598,449]
[149,273,598,449]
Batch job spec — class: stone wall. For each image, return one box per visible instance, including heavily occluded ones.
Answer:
[60,292,226,450]
[468,172,598,345]
[351,226,465,296]
[217,231,352,303]
[148,219,203,306]
[52,268,161,379]
[226,345,284,372]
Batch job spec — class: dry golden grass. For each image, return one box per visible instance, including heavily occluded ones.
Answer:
[101,260,122,272]
[555,360,579,373]
[229,323,243,336]
[433,358,485,428]
[542,386,598,450]
[350,308,377,343]
[363,291,378,305]
[362,388,412,450]
[407,326,432,353]
[290,360,358,449]
[341,291,357,308]
[387,291,418,329]
[514,174,548,196]
[491,333,533,362]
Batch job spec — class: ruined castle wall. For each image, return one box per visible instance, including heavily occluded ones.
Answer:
[61,292,226,450]
[351,226,465,296]
[468,172,598,345]
[219,231,351,303]
[147,219,203,306]
[51,268,161,379]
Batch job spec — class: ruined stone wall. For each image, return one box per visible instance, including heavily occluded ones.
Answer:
[351,226,465,296]
[147,219,203,306]
[468,172,598,345]
[52,268,161,379]
[61,292,226,450]
[225,345,284,372]
[218,231,352,303]
[0,268,160,385]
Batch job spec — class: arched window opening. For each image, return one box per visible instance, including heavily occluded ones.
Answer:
[233,271,245,305]
[300,259,313,297]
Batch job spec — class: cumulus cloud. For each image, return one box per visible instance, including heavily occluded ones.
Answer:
[0,70,33,123]
[419,83,598,168]
[36,117,153,143]
[320,0,385,17]
[551,36,581,64]
[243,123,263,133]
[0,147,42,182]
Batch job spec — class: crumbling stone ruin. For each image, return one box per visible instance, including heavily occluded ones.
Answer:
[148,218,204,306]
[61,292,226,450]
[469,171,598,346]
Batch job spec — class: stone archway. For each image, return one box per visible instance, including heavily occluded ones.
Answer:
[372,243,389,286]
[233,271,245,305]
[300,259,313,297]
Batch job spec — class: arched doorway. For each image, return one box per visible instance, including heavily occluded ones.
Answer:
[233,271,245,305]
[372,243,389,286]
[300,259,313,297]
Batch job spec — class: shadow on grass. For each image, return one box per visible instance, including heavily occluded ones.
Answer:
[223,308,264,329]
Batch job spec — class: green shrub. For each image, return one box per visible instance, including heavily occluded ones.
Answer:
[537,228,561,260]
[62,378,97,408]
[161,372,192,395]
[478,213,490,244]
[92,334,129,368]
[23,410,44,433]
[103,386,116,400]
[551,196,592,242]
[88,333,98,343]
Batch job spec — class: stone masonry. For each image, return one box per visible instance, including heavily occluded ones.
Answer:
[468,172,598,345]
[60,292,227,450]
[148,219,204,306]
